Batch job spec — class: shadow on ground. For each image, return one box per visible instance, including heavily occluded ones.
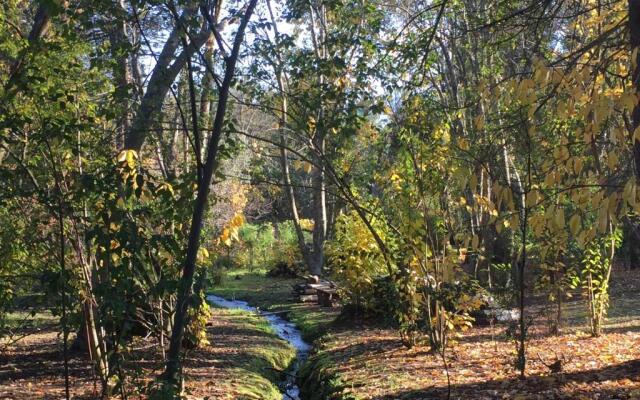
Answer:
[376,359,640,399]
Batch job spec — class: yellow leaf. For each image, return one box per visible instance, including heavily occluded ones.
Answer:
[161,183,175,196]
[623,178,636,205]
[607,152,619,170]
[598,206,608,233]
[303,161,314,174]
[569,213,580,236]
[473,115,485,130]
[230,213,245,228]
[620,93,637,112]
[510,214,520,229]
[554,208,565,229]
[573,158,584,175]
[197,247,209,261]
[526,190,539,208]
[470,174,477,192]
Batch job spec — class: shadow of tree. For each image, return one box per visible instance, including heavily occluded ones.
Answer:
[0,306,295,399]
[376,359,640,399]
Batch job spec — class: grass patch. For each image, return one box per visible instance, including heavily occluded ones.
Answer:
[1,310,57,341]
[3,310,57,328]
[208,269,338,342]
[298,337,360,400]
[208,268,347,398]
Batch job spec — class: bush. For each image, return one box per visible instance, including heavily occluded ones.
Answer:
[228,221,305,272]
[209,267,225,286]
[266,261,304,278]
[183,291,212,349]
[325,211,390,314]
[272,222,304,268]
[213,255,239,270]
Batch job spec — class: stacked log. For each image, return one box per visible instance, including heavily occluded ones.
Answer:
[292,275,339,307]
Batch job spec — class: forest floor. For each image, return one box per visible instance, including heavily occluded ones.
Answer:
[0,306,295,399]
[209,268,640,400]
[1,268,638,399]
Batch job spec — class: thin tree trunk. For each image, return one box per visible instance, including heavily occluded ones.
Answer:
[265,0,314,273]
[162,0,257,386]
[308,2,328,276]
[630,1,640,182]
[199,35,215,158]
[311,135,327,276]
[110,0,132,149]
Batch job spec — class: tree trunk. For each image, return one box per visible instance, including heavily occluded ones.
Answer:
[630,0,640,182]
[310,138,327,276]
[265,0,315,273]
[307,1,328,276]
[110,0,132,149]
[162,0,257,387]
[125,6,226,152]
[199,35,215,158]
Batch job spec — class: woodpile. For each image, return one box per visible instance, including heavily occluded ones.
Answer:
[292,275,339,307]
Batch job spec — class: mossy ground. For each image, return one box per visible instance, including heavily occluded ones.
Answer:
[183,306,296,399]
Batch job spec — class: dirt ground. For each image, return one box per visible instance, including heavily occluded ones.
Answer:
[301,269,640,399]
[0,307,293,399]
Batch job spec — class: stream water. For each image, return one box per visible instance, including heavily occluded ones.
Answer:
[207,294,311,400]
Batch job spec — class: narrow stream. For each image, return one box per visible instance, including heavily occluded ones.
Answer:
[207,294,311,400]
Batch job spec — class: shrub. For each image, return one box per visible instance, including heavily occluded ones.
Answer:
[183,291,212,349]
[325,211,389,313]
[213,255,239,270]
[209,267,225,286]
[266,260,304,278]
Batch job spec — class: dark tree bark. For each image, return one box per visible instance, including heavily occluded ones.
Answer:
[109,0,133,149]
[630,0,640,182]
[162,0,258,386]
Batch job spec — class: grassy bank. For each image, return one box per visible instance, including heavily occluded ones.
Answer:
[208,268,357,399]
[188,306,297,399]
[208,269,339,342]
